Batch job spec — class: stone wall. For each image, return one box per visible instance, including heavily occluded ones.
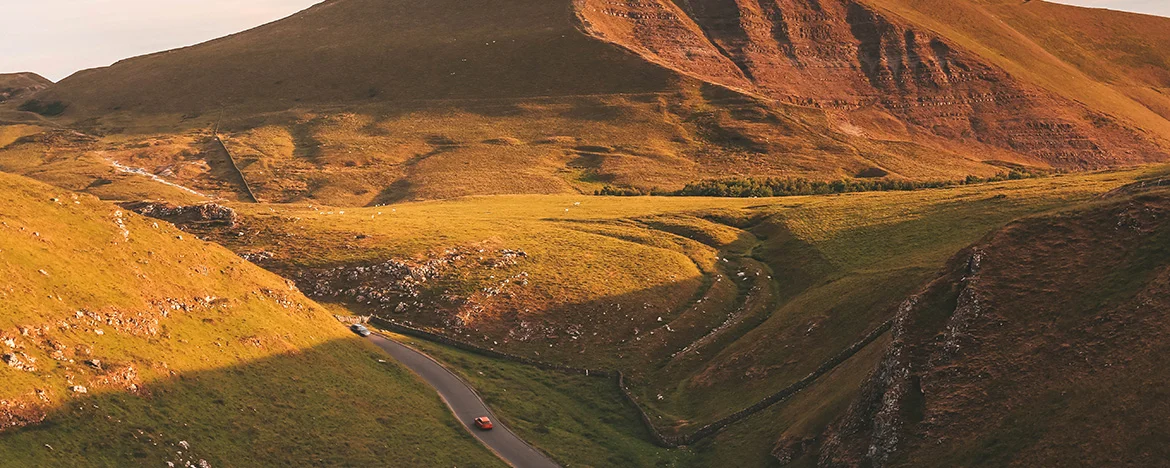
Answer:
[370,315,891,448]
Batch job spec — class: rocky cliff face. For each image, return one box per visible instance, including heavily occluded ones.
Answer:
[577,0,1167,169]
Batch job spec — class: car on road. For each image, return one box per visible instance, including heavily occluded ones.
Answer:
[474,417,494,430]
[350,324,372,337]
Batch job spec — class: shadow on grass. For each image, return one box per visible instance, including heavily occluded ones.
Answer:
[0,338,501,468]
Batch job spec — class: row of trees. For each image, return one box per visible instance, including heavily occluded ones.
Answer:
[595,170,1045,198]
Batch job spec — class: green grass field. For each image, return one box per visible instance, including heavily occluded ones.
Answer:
[208,166,1161,437]
[4,114,1167,464]
[385,332,693,467]
[379,326,890,468]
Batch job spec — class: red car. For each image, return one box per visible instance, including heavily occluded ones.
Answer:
[474,417,494,430]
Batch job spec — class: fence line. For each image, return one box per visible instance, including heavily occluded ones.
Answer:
[210,133,258,203]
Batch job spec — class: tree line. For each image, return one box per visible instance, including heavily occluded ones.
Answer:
[595,170,1046,198]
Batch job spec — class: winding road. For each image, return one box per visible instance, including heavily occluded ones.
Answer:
[366,334,560,468]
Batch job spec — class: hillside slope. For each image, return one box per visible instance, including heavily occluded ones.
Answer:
[580,0,1170,168]
[793,182,1170,466]
[0,74,54,126]
[863,0,1170,142]
[0,73,51,104]
[14,0,1170,204]
[35,0,676,115]
[0,172,499,466]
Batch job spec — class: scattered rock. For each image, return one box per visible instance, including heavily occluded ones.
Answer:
[121,201,240,229]
[2,353,36,372]
[240,250,274,263]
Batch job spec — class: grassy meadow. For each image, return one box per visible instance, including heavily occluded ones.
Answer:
[216,166,1160,436]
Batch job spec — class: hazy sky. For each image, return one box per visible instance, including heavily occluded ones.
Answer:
[2,0,1168,82]
[2,0,322,81]
[1054,0,1170,17]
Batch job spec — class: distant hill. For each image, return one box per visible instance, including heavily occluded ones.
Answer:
[35,0,676,114]
[0,73,51,104]
[12,0,1170,203]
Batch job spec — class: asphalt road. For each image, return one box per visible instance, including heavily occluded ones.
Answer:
[367,334,560,468]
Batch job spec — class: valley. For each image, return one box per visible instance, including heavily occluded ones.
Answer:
[3,0,1170,466]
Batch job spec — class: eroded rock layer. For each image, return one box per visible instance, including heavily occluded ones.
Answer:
[578,0,1167,168]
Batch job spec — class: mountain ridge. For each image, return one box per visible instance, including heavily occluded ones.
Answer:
[6,0,1170,204]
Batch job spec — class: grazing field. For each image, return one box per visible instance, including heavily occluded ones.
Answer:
[384,331,692,467]
[0,173,498,466]
[192,166,1161,436]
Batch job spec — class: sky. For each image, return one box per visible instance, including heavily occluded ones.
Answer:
[2,0,1168,82]
[1053,0,1170,17]
[1,0,322,81]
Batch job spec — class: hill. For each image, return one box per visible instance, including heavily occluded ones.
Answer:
[0,73,54,126]
[794,181,1170,466]
[0,172,499,466]
[0,73,51,104]
[579,0,1170,167]
[10,0,1169,204]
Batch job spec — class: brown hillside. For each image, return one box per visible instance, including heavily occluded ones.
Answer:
[37,0,677,115]
[0,73,51,104]
[797,184,1170,466]
[864,0,1170,138]
[14,0,1170,203]
[0,172,498,465]
[580,0,1170,169]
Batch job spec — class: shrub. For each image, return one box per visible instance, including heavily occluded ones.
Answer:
[18,99,68,117]
[594,170,1049,198]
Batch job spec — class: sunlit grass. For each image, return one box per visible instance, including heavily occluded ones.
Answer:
[0,173,498,466]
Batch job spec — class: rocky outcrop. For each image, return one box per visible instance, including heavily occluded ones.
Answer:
[297,247,529,328]
[122,201,239,229]
[809,248,982,467]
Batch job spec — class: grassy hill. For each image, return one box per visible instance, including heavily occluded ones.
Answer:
[33,0,676,116]
[0,172,499,466]
[0,73,51,104]
[0,73,55,127]
[863,0,1170,142]
[4,0,1170,464]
